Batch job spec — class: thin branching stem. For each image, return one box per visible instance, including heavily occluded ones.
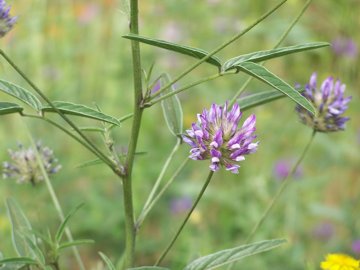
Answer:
[23,123,86,270]
[146,71,236,107]
[155,171,214,266]
[0,50,117,171]
[150,0,288,100]
[137,138,181,224]
[245,129,316,243]
[229,0,314,107]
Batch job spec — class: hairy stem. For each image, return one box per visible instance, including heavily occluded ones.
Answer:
[122,0,144,268]
[245,129,316,243]
[229,0,313,107]
[155,171,214,266]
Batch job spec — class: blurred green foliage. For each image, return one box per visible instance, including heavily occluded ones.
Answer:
[0,0,359,269]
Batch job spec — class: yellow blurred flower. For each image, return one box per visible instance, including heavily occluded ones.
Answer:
[321,253,360,270]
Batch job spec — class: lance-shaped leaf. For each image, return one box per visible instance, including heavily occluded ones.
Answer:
[0,102,23,115]
[5,198,36,258]
[41,101,120,126]
[55,203,84,243]
[0,257,38,266]
[184,239,286,270]
[58,239,94,251]
[0,80,42,111]
[123,34,222,68]
[233,62,315,115]
[223,42,329,71]
[76,151,146,168]
[239,88,301,112]
[159,74,183,137]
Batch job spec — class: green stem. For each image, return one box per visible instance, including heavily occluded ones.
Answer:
[146,71,235,107]
[155,171,215,266]
[137,139,181,225]
[122,0,144,268]
[0,50,117,172]
[22,114,104,162]
[23,124,86,270]
[150,0,288,100]
[136,155,189,228]
[245,129,316,243]
[229,0,313,107]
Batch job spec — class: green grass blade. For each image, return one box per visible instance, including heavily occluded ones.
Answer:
[234,62,315,114]
[0,80,42,111]
[223,42,329,71]
[184,239,286,270]
[41,101,121,126]
[123,34,222,68]
[0,102,23,115]
[58,239,95,251]
[98,252,116,270]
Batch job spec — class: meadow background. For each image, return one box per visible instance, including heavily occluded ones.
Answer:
[0,0,359,269]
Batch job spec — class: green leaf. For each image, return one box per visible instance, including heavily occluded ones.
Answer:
[55,203,85,243]
[58,239,94,251]
[0,102,23,115]
[0,257,38,266]
[98,252,116,270]
[128,267,170,270]
[0,80,42,111]
[239,88,301,112]
[123,34,222,68]
[184,239,286,270]
[159,74,183,137]
[5,198,36,258]
[223,42,329,71]
[22,235,45,266]
[233,62,315,115]
[41,101,120,126]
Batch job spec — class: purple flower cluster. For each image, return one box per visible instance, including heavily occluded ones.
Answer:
[296,73,352,132]
[2,142,61,185]
[0,0,17,38]
[332,37,358,58]
[183,102,258,174]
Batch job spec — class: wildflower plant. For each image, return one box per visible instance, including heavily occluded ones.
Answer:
[0,0,16,38]
[0,0,353,269]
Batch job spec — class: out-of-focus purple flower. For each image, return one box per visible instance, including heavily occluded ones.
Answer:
[312,222,334,241]
[183,102,258,174]
[0,0,17,38]
[352,240,360,254]
[170,197,192,215]
[296,73,352,132]
[160,21,184,43]
[273,159,302,180]
[332,37,358,58]
[2,142,61,185]
[150,80,161,94]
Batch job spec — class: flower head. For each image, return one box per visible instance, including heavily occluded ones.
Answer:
[332,37,358,58]
[321,253,360,270]
[182,102,258,174]
[296,73,352,132]
[2,142,61,185]
[273,159,302,180]
[0,0,17,38]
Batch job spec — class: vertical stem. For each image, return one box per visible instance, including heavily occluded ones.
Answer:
[155,171,214,266]
[245,129,316,243]
[122,0,144,268]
